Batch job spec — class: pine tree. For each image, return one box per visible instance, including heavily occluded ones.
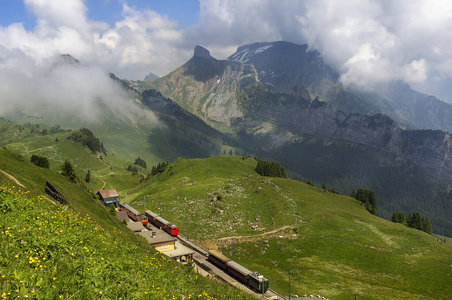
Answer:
[85,170,91,183]
[392,211,398,223]
[61,159,78,182]
[255,160,264,176]
[423,218,433,234]
[368,191,377,215]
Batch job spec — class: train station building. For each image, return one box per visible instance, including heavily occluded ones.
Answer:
[137,225,194,263]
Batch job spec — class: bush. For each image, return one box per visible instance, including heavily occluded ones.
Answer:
[31,155,49,169]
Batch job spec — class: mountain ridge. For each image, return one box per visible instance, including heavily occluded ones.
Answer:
[140,43,452,236]
[228,41,452,133]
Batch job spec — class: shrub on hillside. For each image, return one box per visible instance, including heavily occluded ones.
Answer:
[134,157,147,169]
[31,154,49,169]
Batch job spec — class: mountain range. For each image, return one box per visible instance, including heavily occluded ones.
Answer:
[137,41,452,236]
[1,41,451,236]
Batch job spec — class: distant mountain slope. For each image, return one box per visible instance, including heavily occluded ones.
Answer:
[148,45,258,129]
[142,45,452,236]
[228,41,337,94]
[144,72,159,81]
[369,81,452,132]
[228,41,452,133]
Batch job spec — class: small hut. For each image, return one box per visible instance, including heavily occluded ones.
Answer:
[94,189,120,207]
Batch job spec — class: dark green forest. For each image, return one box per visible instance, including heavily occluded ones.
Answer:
[68,128,106,155]
[266,137,452,236]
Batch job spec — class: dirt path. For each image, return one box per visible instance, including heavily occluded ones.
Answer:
[0,170,26,188]
[100,178,107,189]
[200,225,296,250]
[216,225,294,242]
[21,144,29,155]
[42,195,58,206]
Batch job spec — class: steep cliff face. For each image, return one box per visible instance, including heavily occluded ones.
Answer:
[401,130,452,183]
[148,46,259,128]
[233,83,452,184]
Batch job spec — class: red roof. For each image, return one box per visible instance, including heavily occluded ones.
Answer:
[95,189,119,199]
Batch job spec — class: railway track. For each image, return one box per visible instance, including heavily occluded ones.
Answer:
[267,288,286,299]
[176,235,286,300]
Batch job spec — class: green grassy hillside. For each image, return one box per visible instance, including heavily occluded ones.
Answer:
[0,148,252,299]
[125,156,452,300]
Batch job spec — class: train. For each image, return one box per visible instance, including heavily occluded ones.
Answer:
[145,210,179,236]
[208,250,269,294]
[119,202,148,225]
[118,202,268,293]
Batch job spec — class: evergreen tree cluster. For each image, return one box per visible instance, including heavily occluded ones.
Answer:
[391,210,405,223]
[134,157,147,169]
[31,154,49,169]
[407,212,433,234]
[127,165,139,176]
[353,188,377,215]
[255,159,287,178]
[391,210,433,234]
[49,125,65,134]
[68,128,106,155]
[151,161,169,176]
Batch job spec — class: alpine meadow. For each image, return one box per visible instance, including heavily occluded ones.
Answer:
[1,1,452,300]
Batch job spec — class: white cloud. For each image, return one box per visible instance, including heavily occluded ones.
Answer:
[1,0,452,101]
[297,0,452,98]
[187,0,452,100]
[0,0,169,123]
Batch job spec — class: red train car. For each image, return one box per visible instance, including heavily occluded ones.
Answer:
[119,202,148,225]
[155,216,179,236]
[145,210,179,236]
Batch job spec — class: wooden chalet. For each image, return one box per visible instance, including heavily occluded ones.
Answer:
[94,189,120,207]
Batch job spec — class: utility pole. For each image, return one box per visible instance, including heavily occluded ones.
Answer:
[144,196,146,212]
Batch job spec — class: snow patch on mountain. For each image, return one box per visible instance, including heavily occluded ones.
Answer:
[228,45,273,63]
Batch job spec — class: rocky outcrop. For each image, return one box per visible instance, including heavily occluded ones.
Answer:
[148,46,260,128]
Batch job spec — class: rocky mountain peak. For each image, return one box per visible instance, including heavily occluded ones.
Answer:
[193,45,212,58]
[60,54,80,65]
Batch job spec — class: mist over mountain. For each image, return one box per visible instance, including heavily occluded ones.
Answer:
[228,41,452,133]
[0,53,155,125]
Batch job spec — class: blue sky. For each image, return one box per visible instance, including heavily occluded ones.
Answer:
[85,1,200,29]
[0,0,200,30]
